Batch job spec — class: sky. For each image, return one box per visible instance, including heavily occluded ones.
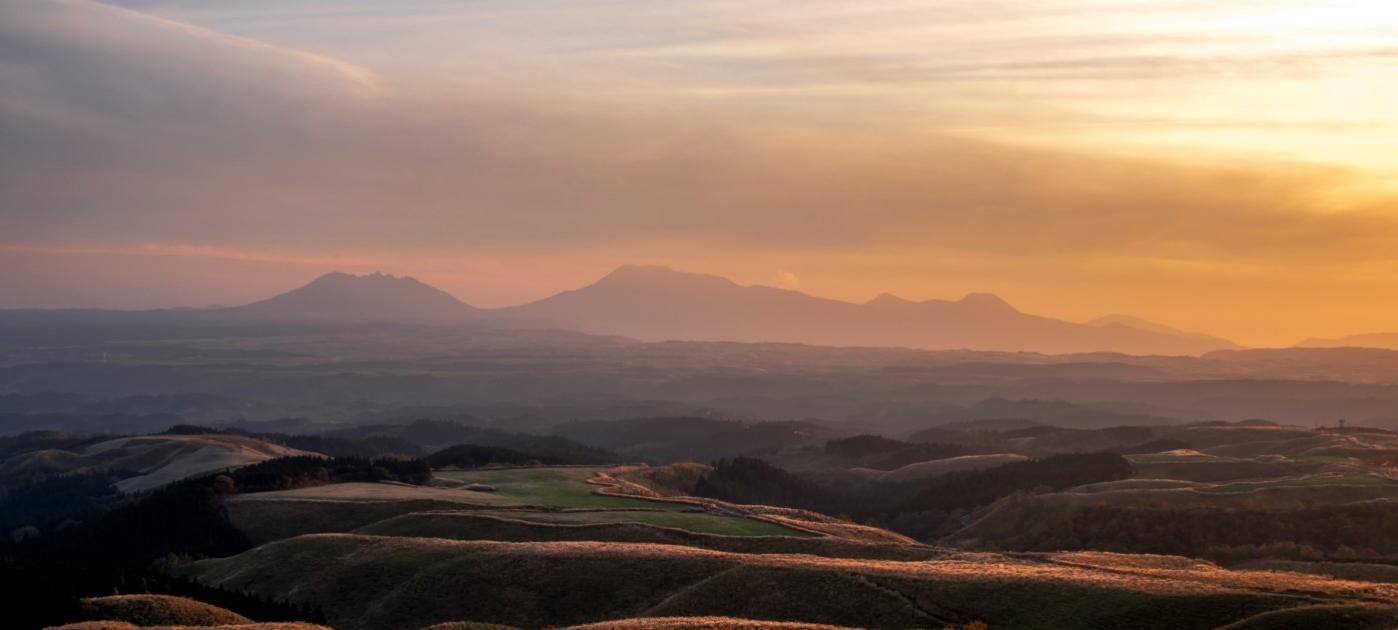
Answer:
[2,0,1398,346]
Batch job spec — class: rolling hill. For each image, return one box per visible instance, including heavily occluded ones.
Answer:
[0,433,315,493]
[176,534,1398,630]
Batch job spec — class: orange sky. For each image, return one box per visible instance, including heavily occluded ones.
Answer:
[3,0,1398,346]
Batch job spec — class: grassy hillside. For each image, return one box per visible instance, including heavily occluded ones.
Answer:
[562,617,859,629]
[426,508,807,537]
[0,433,315,493]
[434,467,678,508]
[353,512,944,559]
[1213,604,1398,630]
[77,594,252,625]
[850,454,1029,483]
[175,534,1398,630]
[228,467,832,544]
[47,623,332,629]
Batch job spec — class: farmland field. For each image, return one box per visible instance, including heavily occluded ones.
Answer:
[229,467,816,543]
[421,508,810,537]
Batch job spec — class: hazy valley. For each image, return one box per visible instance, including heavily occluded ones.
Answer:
[5,271,1398,628]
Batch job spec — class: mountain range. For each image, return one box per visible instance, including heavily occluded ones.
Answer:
[205,265,1238,355]
[1299,332,1398,351]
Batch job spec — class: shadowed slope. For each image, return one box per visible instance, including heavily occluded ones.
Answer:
[175,534,1395,630]
[77,595,251,625]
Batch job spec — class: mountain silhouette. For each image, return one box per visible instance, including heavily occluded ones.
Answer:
[1089,314,1235,346]
[492,265,1238,355]
[220,272,477,323]
[1297,332,1398,350]
[113,265,1243,354]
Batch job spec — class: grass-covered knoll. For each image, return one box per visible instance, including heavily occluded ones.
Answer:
[1043,550,1397,596]
[562,616,859,629]
[46,623,331,629]
[77,594,251,625]
[176,533,1396,630]
[231,481,523,506]
[353,511,941,559]
[228,495,477,544]
[229,467,828,544]
[1070,478,1209,492]
[417,623,520,630]
[0,434,314,493]
[949,490,1398,558]
[1193,472,1398,495]
[1235,559,1398,584]
[1213,604,1398,630]
[434,467,671,509]
[455,508,808,537]
[958,471,1398,527]
[849,454,1028,483]
[225,476,537,542]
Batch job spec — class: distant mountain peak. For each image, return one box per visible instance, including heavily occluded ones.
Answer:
[1088,314,1236,348]
[1091,313,1182,334]
[958,292,1016,312]
[222,270,475,323]
[866,292,913,306]
[593,264,737,289]
[606,264,675,277]
[309,271,423,285]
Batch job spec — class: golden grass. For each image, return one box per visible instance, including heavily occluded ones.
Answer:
[228,467,853,543]
[561,616,858,629]
[175,533,1398,629]
[1044,551,1398,600]
[354,511,945,560]
[44,623,331,630]
[1235,560,1398,584]
[416,623,520,630]
[589,471,916,544]
[78,595,251,625]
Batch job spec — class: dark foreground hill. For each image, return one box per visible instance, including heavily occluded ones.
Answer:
[175,534,1398,630]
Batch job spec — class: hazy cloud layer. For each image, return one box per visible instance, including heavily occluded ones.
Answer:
[4,0,1398,344]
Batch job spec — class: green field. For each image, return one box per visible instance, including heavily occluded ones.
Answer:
[433,467,809,535]
[434,467,692,509]
[230,467,813,542]
[466,509,810,537]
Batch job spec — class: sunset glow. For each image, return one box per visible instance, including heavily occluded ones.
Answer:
[4,0,1398,345]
